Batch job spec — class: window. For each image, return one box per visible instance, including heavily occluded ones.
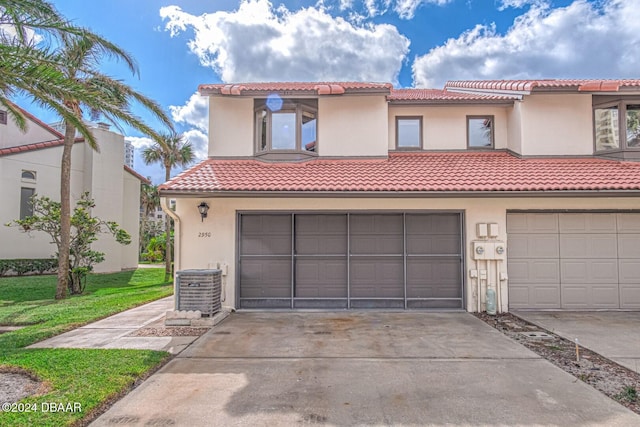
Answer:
[20,187,35,219]
[396,117,422,149]
[467,116,494,149]
[157,214,162,219]
[594,100,640,152]
[21,170,36,181]
[0,110,6,125]
[255,99,317,155]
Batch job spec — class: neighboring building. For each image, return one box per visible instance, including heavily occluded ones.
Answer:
[124,140,134,169]
[0,106,148,273]
[159,80,640,312]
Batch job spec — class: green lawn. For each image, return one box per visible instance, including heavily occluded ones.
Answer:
[0,269,173,426]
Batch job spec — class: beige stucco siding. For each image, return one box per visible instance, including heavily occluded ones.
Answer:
[0,145,85,260]
[506,101,523,154]
[319,95,388,156]
[0,117,60,149]
[519,94,593,156]
[121,170,141,270]
[208,97,254,157]
[172,195,640,313]
[388,105,509,150]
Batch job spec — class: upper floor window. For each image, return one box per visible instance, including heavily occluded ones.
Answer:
[594,101,640,151]
[396,117,422,149]
[467,116,494,149]
[21,170,36,181]
[255,98,317,155]
[0,110,7,125]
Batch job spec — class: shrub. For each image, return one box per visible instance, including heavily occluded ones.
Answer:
[0,258,58,277]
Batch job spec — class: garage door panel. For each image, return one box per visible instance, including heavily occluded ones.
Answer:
[407,235,460,255]
[508,234,559,259]
[506,213,558,233]
[562,285,619,309]
[350,258,403,298]
[561,260,618,283]
[350,214,403,254]
[618,235,640,258]
[620,284,640,308]
[406,258,461,298]
[295,258,347,298]
[617,214,640,232]
[241,215,292,256]
[295,215,347,255]
[240,259,292,298]
[559,213,617,233]
[405,213,460,235]
[508,260,560,284]
[559,235,617,258]
[619,259,640,283]
[509,284,561,309]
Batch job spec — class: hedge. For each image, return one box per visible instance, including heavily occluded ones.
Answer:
[0,258,58,277]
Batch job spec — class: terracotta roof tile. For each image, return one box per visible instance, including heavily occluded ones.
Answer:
[199,82,393,96]
[388,89,518,103]
[0,138,84,157]
[446,79,640,93]
[159,152,640,194]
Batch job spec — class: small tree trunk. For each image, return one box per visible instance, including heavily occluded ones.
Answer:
[164,167,172,282]
[57,122,75,299]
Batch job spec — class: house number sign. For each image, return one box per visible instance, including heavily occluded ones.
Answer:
[198,232,212,238]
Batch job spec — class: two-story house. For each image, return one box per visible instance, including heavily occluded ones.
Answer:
[0,106,146,273]
[159,80,640,313]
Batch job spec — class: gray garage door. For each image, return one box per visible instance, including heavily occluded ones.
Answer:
[507,213,640,310]
[238,213,463,309]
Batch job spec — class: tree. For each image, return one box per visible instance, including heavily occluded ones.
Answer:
[139,183,161,254]
[6,193,131,294]
[2,0,174,299]
[142,132,194,280]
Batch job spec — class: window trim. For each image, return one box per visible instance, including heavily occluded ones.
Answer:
[254,99,318,157]
[21,170,36,182]
[0,110,7,125]
[467,115,495,149]
[395,116,423,150]
[593,99,640,153]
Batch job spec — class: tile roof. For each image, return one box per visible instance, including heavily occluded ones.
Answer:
[199,82,393,96]
[388,89,518,103]
[446,79,640,93]
[159,152,640,195]
[124,165,151,184]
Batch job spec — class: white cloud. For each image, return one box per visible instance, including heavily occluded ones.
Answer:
[169,92,208,133]
[183,128,208,161]
[160,0,409,83]
[498,0,545,10]
[412,0,640,88]
[394,0,451,20]
[125,136,154,150]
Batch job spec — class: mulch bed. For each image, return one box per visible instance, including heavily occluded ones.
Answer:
[475,312,640,415]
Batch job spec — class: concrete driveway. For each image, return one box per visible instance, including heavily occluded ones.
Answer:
[515,311,640,374]
[91,312,639,426]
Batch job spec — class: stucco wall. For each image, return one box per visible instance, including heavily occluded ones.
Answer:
[519,94,593,156]
[0,144,85,259]
[122,171,142,270]
[319,95,388,156]
[387,105,509,150]
[209,97,254,157]
[0,115,60,149]
[172,195,640,313]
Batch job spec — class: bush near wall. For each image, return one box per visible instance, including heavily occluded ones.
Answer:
[0,259,58,277]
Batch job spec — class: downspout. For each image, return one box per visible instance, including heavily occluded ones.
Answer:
[161,196,181,310]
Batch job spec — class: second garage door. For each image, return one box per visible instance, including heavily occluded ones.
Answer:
[507,213,640,310]
[238,212,463,310]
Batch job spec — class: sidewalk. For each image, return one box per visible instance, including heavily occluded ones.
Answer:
[28,296,199,354]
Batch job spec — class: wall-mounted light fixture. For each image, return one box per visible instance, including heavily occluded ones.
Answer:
[197,201,209,222]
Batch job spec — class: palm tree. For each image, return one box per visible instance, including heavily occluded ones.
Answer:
[142,133,194,280]
[140,183,160,253]
[54,35,172,297]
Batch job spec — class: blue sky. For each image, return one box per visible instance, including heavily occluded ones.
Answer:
[18,0,639,183]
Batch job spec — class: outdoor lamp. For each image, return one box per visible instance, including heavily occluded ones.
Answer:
[197,201,209,222]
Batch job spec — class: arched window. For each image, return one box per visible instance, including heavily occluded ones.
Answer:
[21,170,36,180]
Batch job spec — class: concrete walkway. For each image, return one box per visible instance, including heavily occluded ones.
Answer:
[91,312,640,426]
[28,297,198,354]
[515,311,640,374]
